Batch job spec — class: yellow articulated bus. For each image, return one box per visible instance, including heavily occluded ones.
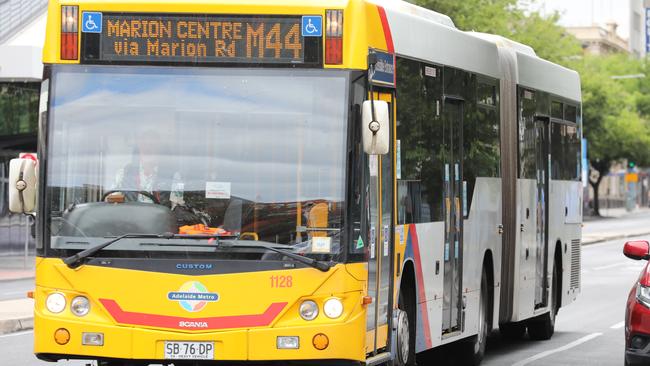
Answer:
[9,0,582,365]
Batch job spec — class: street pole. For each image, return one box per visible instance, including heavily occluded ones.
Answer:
[24,215,33,269]
[24,215,29,268]
[610,74,646,80]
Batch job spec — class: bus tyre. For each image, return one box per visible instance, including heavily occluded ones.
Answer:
[459,267,489,366]
[499,322,526,340]
[395,291,416,366]
[528,262,558,341]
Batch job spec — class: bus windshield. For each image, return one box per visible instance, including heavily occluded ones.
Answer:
[46,65,349,260]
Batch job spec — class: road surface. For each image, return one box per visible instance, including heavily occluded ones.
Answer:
[0,278,34,301]
[481,235,643,366]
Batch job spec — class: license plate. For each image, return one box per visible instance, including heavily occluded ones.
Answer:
[164,341,214,360]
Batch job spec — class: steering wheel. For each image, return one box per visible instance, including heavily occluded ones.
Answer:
[101,190,161,204]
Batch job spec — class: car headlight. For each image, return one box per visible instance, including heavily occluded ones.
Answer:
[637,284,650,308]
[323,298,344,319]
[70,296,90,316]
[46,293,67,314]
[299,300,319,321]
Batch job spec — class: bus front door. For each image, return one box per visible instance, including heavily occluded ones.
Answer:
[442,99,464,334]
[365,93,394,355]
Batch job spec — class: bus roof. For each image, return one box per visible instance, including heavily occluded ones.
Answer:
[376,0,501,79]
[371,0,456,28]
[470,32,582,103]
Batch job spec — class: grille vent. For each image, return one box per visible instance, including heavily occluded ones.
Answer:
[570,239,581,290]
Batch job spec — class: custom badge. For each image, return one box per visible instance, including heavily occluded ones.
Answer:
[168,281,219,312]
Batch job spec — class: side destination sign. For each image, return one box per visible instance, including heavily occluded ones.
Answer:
[370,50,396,87]
[91,14,308,64]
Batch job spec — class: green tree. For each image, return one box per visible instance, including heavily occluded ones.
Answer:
[568,55,650,215]
[413,0,581,63]
[413,0,515,35]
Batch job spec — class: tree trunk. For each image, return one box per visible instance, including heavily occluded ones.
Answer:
[589,159,611,217]
[589,175,603,216]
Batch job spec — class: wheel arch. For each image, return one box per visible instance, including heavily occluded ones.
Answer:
[483,250,495,330]
[398,259,417,306]
[554,239,563,308]
[396,258,417,364]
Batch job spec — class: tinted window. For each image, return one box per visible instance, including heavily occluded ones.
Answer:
[396,58,444,224]
[464,80,500,216]
[478,82,497,107]
[519,89,537,179]
[551,101,563,119]
[551,121,581,181]
[565,105,578,123]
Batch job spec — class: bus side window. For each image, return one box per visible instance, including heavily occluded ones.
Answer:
[396,57,443,225]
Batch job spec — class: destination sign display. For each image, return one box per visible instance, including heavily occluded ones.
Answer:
[85,14,312,64]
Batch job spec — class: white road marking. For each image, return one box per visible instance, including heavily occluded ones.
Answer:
[1,291,26,296]
[625,266,645,272]
[0,330,32,339]
[593,262,627,271]
[511,332,603,366]
[610,321,625,329]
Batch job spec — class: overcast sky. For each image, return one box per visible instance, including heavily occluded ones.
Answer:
[529,0,630,38]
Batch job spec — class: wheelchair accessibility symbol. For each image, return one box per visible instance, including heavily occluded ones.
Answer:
[301,16,322,37]
[82,12,103,33]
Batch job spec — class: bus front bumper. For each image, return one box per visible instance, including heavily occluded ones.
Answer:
[34,310,367,364]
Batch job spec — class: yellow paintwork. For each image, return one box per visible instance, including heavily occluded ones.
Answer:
[38,0,405,362]
[43,0,391,68]
[35,258,370,361]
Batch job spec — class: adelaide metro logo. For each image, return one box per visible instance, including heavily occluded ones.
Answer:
[167,281,219,312]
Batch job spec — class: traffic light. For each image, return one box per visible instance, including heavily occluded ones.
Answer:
[629,161,636,169]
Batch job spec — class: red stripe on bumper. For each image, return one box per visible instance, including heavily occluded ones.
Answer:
[99,299,287,331]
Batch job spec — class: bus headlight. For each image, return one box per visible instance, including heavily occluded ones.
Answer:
[323,298,343,319]
[70,296,90,316]
[299,300,319,321]
[46,293,66,314]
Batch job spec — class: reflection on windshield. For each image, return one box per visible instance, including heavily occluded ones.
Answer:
[47,66,349,257]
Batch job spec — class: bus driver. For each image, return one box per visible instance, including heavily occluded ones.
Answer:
[113,130,185,209]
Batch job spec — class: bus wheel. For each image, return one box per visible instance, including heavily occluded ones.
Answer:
[395,290,415,366]
[528,262,558,340]
[499,322,526,340]
[458,267,489,366]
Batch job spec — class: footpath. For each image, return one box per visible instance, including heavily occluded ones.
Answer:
[582,207,650,244]
[0,256,34,335]
[1,209,650,334]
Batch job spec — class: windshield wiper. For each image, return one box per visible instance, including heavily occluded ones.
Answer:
[219,240,333,272]
[144,237,332,272]
[64,233,333,272]
[63,232,177,269]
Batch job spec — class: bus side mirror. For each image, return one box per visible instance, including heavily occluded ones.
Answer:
[8,158,37,214]
[362,100,390,155]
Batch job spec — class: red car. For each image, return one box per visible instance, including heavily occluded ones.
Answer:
[624,240,650,366]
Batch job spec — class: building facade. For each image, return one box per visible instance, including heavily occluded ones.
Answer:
[566,22,630,55]
[0,0,46,256]
[629,0,650,58]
